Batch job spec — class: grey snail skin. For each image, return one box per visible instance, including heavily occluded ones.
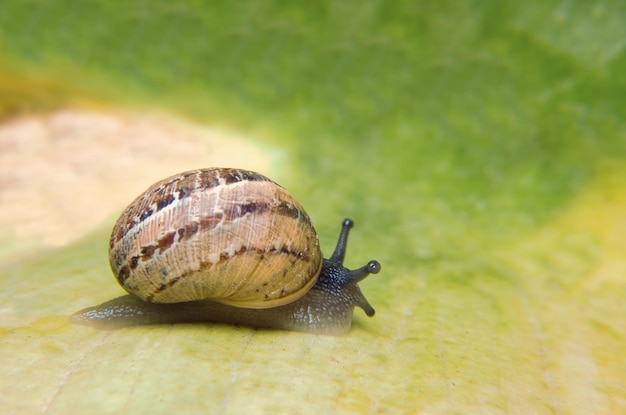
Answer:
[72,168,380,335]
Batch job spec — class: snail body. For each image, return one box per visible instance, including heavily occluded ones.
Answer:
[72,168,380,335]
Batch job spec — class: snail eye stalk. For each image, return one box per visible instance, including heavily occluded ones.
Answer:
[329,218,354,264]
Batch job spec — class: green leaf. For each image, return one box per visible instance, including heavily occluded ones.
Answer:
[1,1,625,413]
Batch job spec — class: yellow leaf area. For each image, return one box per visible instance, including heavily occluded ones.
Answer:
[1,108,624,414]
[494,169,626,414]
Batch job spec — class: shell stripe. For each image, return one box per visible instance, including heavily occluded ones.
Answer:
[110,168,278,246]
[123,200,307,268]
[144,244,311,302]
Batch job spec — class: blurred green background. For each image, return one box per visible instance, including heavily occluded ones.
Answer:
[2,1,625,255]
[1,1,625,414]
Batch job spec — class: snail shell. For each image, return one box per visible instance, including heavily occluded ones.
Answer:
[73,168,380,335]
[109,168,322,308]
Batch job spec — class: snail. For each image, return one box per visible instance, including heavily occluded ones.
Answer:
[72,168,380,335]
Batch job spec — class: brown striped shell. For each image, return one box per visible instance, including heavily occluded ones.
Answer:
[109,168,322,309]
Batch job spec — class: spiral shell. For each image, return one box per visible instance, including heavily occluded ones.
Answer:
[109,168,322,308]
